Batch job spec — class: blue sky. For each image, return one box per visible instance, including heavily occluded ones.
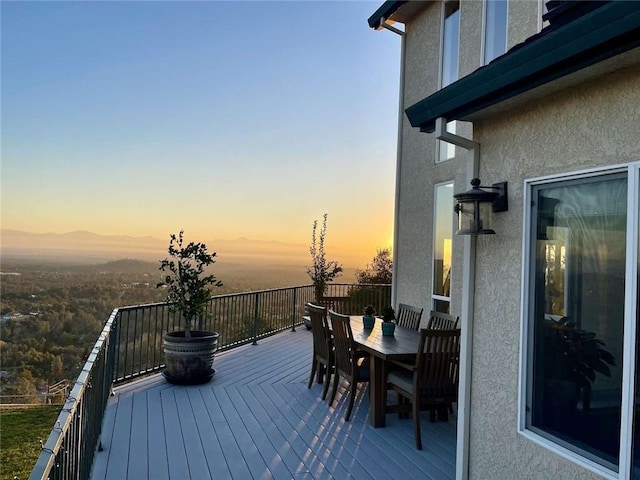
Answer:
[1,1,401,265]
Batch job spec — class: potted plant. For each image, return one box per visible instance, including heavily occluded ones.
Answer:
[543,316,615,410]
[304,214,342,329]
[381,306,396,336]
[157,231,223,385]
[363,305,376,329]
[306,214,343,304]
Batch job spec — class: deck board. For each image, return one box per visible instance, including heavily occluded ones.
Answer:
[127,392,149,479]
[91,328,456,480]
[146,390,170,480]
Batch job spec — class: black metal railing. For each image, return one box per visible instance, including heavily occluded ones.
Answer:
[30,309,118,480]
[113,283,391,384]
[29,283,391,480]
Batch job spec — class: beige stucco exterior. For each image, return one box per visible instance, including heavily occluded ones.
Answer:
[390,0,640,478]
[468,63,640,480]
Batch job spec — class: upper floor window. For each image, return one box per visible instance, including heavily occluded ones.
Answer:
[439,1,460,162]
[441,1,460,88]
[438,121,457,162]
[483,0,508,64]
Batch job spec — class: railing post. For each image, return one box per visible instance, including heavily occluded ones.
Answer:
[112,312,120,383]
[252,292,259,345]
[291,288,297,332]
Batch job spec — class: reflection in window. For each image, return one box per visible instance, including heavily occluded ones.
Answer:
[433,183,453,313]
[484,0,508,64]
[528,174,627,469]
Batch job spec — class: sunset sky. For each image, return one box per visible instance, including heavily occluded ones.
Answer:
[1,1,401,266]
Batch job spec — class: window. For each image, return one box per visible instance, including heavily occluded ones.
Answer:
[538,0,549,32]
[441,1,459,88]
[522,166,640,477]
[432,182,454,313]
[483,0,508,64]
[438,121,457,163]
[438,1,459,162]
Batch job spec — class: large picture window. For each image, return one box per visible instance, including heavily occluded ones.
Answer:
[522,167,640,477]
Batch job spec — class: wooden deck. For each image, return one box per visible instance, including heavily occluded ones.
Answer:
[91,328,456,480]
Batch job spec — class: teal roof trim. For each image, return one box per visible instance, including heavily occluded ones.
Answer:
[367,1,407,29]
[405,1,640,133]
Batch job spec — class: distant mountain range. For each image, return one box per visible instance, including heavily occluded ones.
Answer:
[0,229,312,265]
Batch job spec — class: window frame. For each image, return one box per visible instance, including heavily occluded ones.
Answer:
[518,163,640,480]
[538,0,549,32]
[481,0,509,65]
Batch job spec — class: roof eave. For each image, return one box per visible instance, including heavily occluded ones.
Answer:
[405,1,640,133]
[367,1,408,29]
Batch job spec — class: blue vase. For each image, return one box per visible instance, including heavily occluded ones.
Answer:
[363,315,375,329]
[382,321,396,336]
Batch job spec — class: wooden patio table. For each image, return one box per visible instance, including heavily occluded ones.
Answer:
[348,316,421,428]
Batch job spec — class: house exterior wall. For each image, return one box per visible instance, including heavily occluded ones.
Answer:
[394,2,441,316]
[394,0,640,477]
[469,64,639,480]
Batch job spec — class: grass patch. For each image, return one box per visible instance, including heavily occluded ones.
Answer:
[0,405,61,480]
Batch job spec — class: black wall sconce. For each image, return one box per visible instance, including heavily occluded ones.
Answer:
[453,178,508,235]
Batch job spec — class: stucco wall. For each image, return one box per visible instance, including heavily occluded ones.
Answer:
[396,0,640,477]
[468,63,640,480]
[394,2,441,316]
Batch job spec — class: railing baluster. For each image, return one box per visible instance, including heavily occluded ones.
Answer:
[252,291,259,345]
[291,288,297,332]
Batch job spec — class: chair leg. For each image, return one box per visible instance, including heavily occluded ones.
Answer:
[308,359,317,389]
[429,408,437,423]
[329,371,340,405]
[345,381,357,421]
[317,363,325,384]
[404,397,411,419]
[321,365,332,400]
[413,398,422,450]
[438,406,449,422]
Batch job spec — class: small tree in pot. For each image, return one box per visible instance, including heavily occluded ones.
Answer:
[157,231,223,385]
[306,213,343,303]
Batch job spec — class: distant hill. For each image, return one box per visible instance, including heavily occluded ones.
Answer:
[0,230,362,276]
[0,229,305,259]
[0,252,359,287]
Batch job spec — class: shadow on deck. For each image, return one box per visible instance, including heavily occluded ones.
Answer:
[91,328,456,480]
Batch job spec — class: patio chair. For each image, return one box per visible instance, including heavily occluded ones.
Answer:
[328,310,370,421]
[306,303,333,401]
[384,328,461,450]
[396,303,424,330]
[426,310,459,330]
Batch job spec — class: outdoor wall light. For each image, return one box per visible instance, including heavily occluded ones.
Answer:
[453,178,508,235]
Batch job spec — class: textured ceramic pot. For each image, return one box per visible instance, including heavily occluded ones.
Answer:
[163,330,219,385]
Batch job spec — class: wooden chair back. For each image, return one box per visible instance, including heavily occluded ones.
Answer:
[426,310,459,330]
[328,310,356,380]
[320,296,350,313]
[416,329,461,406]
[396,303,424,330]
[307,303,331,361]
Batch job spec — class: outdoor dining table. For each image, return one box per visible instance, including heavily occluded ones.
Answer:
[348,316,421,428]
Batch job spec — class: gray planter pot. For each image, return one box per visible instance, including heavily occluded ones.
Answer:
[163,330,219,385]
